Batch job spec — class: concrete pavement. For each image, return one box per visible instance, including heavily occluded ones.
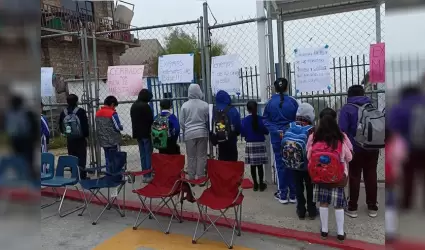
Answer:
[41,197,339,250]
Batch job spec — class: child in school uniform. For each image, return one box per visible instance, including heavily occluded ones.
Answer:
[241,100,269,192]
[307,108,353,243]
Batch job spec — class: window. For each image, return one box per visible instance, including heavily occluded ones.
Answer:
[77,1,94,17]
[60,0,77,11]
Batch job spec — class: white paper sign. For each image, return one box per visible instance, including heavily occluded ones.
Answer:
[158,54,194,84]
[41,67,54,97]
[294,47,331,93]
[211,54,241,95]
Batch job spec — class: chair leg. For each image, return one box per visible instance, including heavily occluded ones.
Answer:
[41,187,61,209]
[58,185,85,218]
[238,205,242,236]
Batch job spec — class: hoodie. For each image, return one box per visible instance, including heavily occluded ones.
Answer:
[130,89,154,139]
[338,96,372,152]
[214,90,241,143]
[179,84,209,141]
[263,93,298,143]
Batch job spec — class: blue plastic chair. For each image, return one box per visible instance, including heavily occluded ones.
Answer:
[41,155,86,217]
[41,153,55,181]
[79,151,128,225]
[0,156,39,188]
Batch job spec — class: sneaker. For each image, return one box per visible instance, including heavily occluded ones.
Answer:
[345,209,358,218]
[274,192,289,204]
[297,210,306,220]
[337,233,347,243]
[368,209,378,218]
[253,183,259,192]
[289,198,297,204]
[321,231,328,240]
[259,183,267,192]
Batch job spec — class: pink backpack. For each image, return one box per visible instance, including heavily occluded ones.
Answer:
[308,141,345,185]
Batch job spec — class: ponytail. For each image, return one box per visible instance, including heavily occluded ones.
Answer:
[274,78,289,108]
[247,101,259,132]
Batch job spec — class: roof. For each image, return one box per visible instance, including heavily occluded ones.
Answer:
[119,39,164,77]
[268,0,382,21]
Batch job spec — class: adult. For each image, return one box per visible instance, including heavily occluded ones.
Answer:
[41,102,50,153]
[180,84,209,180]
[59,94,90,180]
[339,85,379,218]
[130,89,154,182]
[263,78,299,204]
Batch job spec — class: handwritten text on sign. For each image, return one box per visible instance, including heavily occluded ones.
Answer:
[294,47,331,93]
[369,43,385,83]
[211,54,241,95]
[41,67,54,97]
[158,54,194,84]
[107,65,145,97]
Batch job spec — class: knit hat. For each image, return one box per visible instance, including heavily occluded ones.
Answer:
[296,103,315,123]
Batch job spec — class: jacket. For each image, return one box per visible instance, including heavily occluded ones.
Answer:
[155,110,180,141]
[59,106,89,139]
[263,93,298,143]
[338,96,372,152]
[95,106,123,148]
[41,115,50,152]
[130,89,153,139]
[241,115,268,142]
[213,90,241,144]
[179,84,209,141]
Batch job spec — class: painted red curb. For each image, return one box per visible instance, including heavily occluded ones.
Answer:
[41,188,417,250]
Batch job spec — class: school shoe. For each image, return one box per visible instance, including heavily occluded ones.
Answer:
[320,231,328,240]
[253,183,259,192]
[297,210,306,220]
[337,233,347,243]
[274,192,289,204]
[345,209,358,218]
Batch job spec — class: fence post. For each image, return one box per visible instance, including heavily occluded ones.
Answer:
[375,4,381,43]
[266,0,276,86]
[199,16,207,97]
[203,2,212,103]
[276,14,285,80]
[92,29,102,168]
[256,0,273,185]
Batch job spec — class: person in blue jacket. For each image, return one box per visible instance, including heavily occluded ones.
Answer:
[155,99,181,155]
[211,90,241,161]
[41,102,50,153]
[263,78,299,204]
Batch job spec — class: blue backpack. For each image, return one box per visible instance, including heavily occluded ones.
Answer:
[281,122,313,171]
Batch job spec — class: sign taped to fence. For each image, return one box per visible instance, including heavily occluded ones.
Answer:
[369,43,385,83]
[158,54,194,84]
[294,47,331,93]
[211,54,241,95]
[41,67,54,97]
[107,65,145,97]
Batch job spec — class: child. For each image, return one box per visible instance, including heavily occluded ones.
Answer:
[152,99,180,155]
[211,90,241,161]
[241,100,269,192]
[282,102,316,219]
[95,96,123,168]
[307,108,352,242]
[41,102,50,153]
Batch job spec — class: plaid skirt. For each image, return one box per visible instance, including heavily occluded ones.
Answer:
[313,184,347,208]
[245,142,268,165]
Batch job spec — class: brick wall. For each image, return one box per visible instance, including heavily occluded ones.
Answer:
[41,0,60,7]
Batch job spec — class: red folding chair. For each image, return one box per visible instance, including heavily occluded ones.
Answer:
[192,159,244,249]
[129,153,185,234]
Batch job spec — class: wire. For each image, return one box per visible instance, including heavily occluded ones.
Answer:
[206,2,218,26]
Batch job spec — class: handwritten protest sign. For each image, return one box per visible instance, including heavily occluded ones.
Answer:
[158,54,194,84]
[107,65,145,97]
[294,47,331,93]
[369,43,385,83]
[211,54,241,95]
[41,67,54,97]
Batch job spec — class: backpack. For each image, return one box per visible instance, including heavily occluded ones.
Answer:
[62,107,83,139]
[6,110,30,138]
[281,122,312,171]
[308,141,345,185]
[349,103,385,149]
[213,106,233,143]
[152,113,171,149]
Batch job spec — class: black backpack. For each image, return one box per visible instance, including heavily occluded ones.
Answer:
[213,106,232,143]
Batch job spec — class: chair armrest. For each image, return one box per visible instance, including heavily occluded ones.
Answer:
[127,169,153,177]
[181,176,209,185]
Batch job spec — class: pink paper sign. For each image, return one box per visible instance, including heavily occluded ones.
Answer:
[369,43,385,83]
[107,65,145,97]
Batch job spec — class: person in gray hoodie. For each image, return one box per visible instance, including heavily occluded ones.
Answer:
[180,84,209,180]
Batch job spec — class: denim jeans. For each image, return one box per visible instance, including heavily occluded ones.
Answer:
[103,145,119,170]
[138,138,152,178]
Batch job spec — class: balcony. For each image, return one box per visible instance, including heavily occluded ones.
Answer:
[41,3,139,47]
